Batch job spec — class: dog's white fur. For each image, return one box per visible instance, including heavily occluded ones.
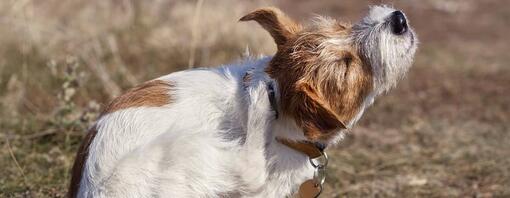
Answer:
[79,58,314,197]
[75,5,417,197]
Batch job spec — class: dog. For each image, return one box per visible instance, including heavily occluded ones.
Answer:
[69,5,417,198]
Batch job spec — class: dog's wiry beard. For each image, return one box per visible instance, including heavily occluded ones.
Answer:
[352,5,418,94]
[379,28,417,91]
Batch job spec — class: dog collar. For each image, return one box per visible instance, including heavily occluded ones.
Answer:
[277,138,328,198]
[276,138,326,158]
[266,82,279,119]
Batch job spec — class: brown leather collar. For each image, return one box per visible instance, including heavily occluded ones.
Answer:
[277,138,327,198]
[276,138,326,159]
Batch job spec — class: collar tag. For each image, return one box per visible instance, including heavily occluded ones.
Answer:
[276,138,328,198]
[298,179,322,198]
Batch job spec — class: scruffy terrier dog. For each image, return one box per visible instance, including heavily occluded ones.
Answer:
[69,5,417,198]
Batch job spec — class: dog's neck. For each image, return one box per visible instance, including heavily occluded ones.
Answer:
[242,59,343,146]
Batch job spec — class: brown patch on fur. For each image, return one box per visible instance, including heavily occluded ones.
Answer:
[240,7,302,49]
[68,126,98,198]
[101,80,173,115]
[68,80,173,197]
[244,8,374,141]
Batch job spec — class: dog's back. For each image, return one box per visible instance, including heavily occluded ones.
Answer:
[69,58,271,197]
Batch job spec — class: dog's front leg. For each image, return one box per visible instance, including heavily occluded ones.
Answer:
[237,81,276,195]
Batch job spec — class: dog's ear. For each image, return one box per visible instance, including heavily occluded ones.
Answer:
[294,82,347,140]
[240,7,301,48]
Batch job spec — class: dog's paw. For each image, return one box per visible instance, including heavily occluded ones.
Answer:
[247,81,276,119]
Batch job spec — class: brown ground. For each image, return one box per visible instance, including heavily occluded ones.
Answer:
[1,0,508,197]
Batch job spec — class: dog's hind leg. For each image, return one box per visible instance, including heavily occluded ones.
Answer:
[236,81,276,194]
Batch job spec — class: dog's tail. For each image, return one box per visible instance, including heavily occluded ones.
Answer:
[68,126,98,198]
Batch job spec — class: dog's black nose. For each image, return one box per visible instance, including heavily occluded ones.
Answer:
[390,11,408,35]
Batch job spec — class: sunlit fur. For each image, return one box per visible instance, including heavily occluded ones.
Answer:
[71,5,417,198]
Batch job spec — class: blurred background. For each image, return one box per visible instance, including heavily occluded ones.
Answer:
[0,0,508,197]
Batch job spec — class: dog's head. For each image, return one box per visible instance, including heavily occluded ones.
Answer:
[241,6,417,141]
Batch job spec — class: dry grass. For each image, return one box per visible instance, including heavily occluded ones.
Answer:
[1,0,509,197]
